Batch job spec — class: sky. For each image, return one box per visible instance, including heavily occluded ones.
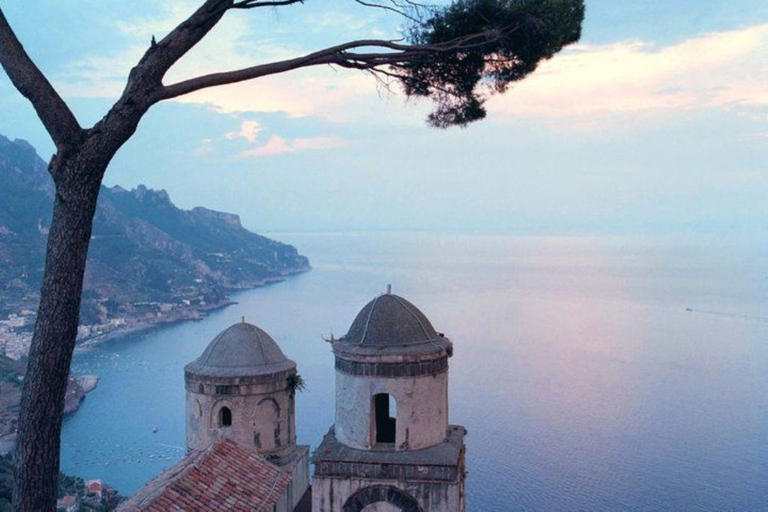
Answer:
[1,1,767,234]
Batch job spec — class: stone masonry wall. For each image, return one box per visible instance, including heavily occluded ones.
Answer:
[334,369,448,451]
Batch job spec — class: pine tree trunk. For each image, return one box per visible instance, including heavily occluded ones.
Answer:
[12,155,104,512]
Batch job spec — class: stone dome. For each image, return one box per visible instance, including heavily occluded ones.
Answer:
[342,294,438,346]
[335,294,452,358]
[186,322,295,378]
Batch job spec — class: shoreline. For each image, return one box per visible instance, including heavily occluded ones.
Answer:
[0,268,311,451]
[73,268,310,353]
[74,298,237,353]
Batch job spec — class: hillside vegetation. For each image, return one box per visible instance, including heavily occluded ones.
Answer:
[0,134,310,325]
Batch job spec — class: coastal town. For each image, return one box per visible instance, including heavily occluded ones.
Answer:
[0,295,231,361]
[0,133,311,367]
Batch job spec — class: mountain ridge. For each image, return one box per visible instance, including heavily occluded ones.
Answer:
[0,134,310,340]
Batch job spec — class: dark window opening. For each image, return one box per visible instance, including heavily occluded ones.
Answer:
[215,385,236,395]
[374,393,396,444]
[220,406,232,427]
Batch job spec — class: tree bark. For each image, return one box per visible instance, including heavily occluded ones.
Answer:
[12,153,105,512]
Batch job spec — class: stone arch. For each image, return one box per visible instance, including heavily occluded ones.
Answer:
[254,397,281,450]
[342,485,423,512]
[258,397,281,417]
[210,399,235,429]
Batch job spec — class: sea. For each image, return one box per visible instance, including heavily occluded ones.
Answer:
[60,232,768,511]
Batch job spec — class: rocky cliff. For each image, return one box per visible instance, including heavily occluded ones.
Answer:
[0,134,310,325]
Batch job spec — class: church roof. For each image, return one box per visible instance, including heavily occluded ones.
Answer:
[335,293,452,357]
[186,322,295,378]
[116,438,292,512]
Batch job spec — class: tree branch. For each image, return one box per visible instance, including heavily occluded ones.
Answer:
[159,51,350,100]
[352,0,424,24]
[0,9,82,150]
[232,0,305,8]
[158,31,502,100]
[119,0,236,104]
[157,45,403,99]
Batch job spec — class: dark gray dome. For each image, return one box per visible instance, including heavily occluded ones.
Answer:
[340,294,440,347]
[187,322,295,377]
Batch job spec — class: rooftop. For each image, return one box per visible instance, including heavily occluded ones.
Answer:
[335,293,452,357]
[185,321,295,378]
[117,438,292,512]
[312,425,466,468]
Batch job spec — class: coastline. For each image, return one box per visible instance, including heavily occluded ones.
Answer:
[74,298,238,353]
[0,268,311,452]
[72,268,309,353]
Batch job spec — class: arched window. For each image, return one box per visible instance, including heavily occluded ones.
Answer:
[220,406,232,427]
[373,393,396,444]
[343,485,423,512]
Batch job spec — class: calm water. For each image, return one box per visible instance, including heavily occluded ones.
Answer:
[61,232,768,511]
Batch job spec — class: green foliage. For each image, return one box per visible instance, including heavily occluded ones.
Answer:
[0,136,310,325]
[287,373,306,398]
[0,454,122,510]
[401,0,585,127]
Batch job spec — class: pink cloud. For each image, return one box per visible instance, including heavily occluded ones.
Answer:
[240,135,347,157]
[225,120,263,143]
[487,24,768,126]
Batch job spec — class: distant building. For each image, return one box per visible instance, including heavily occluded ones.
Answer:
[6,315,25,328]
[56,494,78,512]
[86,479,102,500]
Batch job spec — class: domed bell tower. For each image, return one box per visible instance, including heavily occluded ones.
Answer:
[184,320,309,508]
[313,291,467,512]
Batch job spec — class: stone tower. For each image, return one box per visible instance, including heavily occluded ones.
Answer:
[184,320,309,508]
[312,292,467,512]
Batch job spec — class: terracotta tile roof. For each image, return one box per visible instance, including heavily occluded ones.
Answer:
[117,439,292,511]
[57,495,77,506]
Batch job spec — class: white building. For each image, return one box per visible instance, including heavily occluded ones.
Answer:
[312,292,467,512]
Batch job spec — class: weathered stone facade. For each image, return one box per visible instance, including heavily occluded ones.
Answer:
[129,293,466,512]
[184,368,297,457]
[313,293,467,512]
[334,367,449,452]
[183,321,309,511]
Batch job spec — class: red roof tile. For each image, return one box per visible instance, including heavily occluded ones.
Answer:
[118,439,292,511]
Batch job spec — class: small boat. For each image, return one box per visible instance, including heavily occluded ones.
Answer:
[152,427,159,433]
